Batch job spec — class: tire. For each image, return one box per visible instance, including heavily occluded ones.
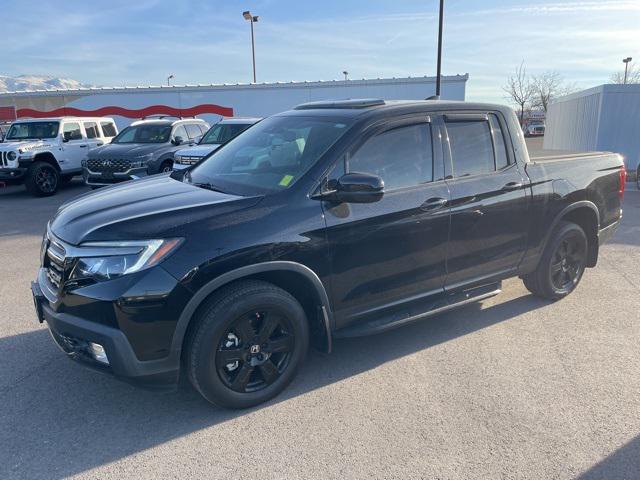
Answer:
[186,280,309,409]
[159,160,173,173]
[522,221,588,300]
[25,161,59,196]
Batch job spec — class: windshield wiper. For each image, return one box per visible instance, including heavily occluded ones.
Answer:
[190,181,228,194]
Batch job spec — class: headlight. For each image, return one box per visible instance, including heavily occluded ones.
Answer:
[7,151,17,161]
[69,238,182,282]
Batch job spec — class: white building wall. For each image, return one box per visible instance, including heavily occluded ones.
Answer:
[544,84,640,171]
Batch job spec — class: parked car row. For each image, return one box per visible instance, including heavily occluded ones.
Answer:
[0,114,260,195]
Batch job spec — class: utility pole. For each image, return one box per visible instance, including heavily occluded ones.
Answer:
[623,57,632,84]
[435,0,444,98]
[243,11,259,83]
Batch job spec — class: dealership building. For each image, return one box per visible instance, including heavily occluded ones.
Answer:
[544,84,640,173]
[0,74,468,129]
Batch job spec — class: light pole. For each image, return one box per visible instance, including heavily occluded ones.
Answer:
[167,74,174,86]
[243,11,259,83]
[343,71,349,81]
[623,57,632,84]
[435,0,444,98]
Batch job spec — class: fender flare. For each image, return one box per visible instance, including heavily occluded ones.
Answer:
[543,200,600,263]
[169,261,333,356]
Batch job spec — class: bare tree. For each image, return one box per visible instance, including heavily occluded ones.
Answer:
[610,64,640,84]
[503,62,535,124]
[531,71,575,113]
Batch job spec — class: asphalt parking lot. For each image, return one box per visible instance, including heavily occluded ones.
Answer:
[1,176,639,480]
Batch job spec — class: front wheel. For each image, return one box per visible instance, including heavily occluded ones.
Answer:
[522,221,588,300]
[25,161,59,196]
[159,161,173,173]
[186,280,309,409]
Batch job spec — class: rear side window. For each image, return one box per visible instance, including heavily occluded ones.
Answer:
[446,120,494,177]
[185,124,203,139]
[348,123,433,190]
[489,114,509,169]
[100,122,117,137]
[62,122,82,141]
[84,122,98,139]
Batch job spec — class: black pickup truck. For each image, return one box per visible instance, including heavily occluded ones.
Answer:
[32,99,625,408]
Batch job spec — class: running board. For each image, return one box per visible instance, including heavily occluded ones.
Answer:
[334,282,502,338]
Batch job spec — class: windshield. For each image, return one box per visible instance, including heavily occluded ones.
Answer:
[6,121,60,140]
[187,116,350,195]
[112,124,172,144]
[200,123,253,145]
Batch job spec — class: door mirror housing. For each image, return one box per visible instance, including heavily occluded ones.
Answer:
[327,172,384,203]
[61,133,69,143]
[173,136,184,146]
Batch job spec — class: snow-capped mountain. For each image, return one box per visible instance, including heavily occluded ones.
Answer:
[0,75,93,92]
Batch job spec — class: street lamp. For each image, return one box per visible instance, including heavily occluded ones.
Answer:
[623,57,633,84]
[243,11,259,83]
[167,74,174,86]
[435,0,444,98]
[343,71,349,81]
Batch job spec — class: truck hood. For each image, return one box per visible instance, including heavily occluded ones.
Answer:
[50,175,262,245]
[0,139,55,152]
[88,142,169,158]
[176,144,221,158]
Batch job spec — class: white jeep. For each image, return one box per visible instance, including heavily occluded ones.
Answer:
[0,117,118,196]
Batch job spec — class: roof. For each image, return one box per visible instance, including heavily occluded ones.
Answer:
[130,118,208,126]
[9,116,115,122]
[0,75,469,97]
[218,117,262,124]
[281,99,511,120]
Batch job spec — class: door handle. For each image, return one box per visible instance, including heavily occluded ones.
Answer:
[79,145,87,148]
[501,181,522,191]
[421,197,448,211]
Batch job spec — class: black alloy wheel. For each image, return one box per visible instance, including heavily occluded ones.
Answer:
[522,221,588,300]
[217,311,294,393]
[548,232,587,294]
[186,280,309,408]
[25,161,59,196]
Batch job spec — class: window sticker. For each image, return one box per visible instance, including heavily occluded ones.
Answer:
[279,174,294,187]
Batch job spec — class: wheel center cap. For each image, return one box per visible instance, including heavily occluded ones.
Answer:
[250,344,261,354]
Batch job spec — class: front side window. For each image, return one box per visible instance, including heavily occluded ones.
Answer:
[84,122,98,139]
[112,124,171,144]
[63,123,83,141]
[187,116,350,195]
[446,120,494,177]
[172,125,189,142]
[100,122,117,137]
[348,124,433,190]
[6,121,59,140]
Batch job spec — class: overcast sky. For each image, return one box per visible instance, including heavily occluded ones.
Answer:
[2,0,639,103]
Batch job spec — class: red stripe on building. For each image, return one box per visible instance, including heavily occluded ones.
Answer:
[0,106,17,121]
[15,104,234,119]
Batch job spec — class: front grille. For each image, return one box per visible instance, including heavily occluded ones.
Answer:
[87,158,131,173]
[0,150,15,167]
[44,237,68,291]
[176,156,201,165]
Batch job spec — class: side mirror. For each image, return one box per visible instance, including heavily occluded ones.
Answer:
[61,133,69,143]
[173,136,184,146]
[329,172,384,204]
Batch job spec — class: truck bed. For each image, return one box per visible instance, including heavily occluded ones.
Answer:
[529,149,615,163]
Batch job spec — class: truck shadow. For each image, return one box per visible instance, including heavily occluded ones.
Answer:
[577,434,640,479]
[1,292,548,479]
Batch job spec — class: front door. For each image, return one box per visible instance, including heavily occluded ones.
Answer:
[60,122,88,171]
[442,112,529,289]
[322,118,451,328]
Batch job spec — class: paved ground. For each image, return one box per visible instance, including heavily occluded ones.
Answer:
[1,177,639,480]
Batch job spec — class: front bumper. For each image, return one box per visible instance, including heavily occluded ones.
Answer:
[32,266,187,387]
[0,167,27,181]
[83,166,148,186]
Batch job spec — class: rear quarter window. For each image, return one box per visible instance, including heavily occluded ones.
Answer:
[100,122,117,138]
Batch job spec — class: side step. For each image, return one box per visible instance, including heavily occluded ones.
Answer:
[334,282,502,338]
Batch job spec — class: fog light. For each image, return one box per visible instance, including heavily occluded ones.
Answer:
[88,342,109,364]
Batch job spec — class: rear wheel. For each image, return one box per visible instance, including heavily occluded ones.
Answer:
[522,221,588,300]
[186,280,309,409]
[25,161,59,196]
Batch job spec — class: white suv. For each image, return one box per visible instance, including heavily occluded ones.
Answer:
[0,117,118,196]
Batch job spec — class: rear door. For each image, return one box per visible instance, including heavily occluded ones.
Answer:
[83,121,103,149]
[60,122,88,171]
[322,116,451,327]
[442,112,529,289]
